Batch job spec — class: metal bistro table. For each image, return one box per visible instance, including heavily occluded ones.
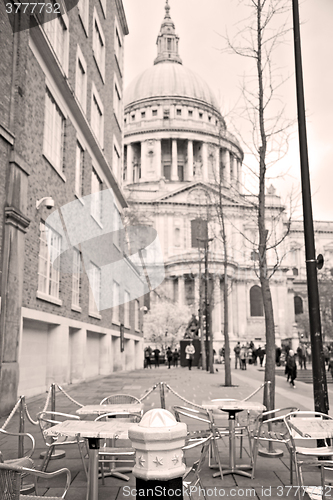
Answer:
[202,400,266,478]
[76,403,144,417]
[44,419,137,500]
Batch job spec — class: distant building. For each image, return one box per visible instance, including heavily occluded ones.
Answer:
[0,0,144,413]
[123,2,333,352]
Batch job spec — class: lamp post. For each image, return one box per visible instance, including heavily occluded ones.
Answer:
[292,0,329,414]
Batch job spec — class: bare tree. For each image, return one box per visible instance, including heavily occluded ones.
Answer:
[224,0,292,409]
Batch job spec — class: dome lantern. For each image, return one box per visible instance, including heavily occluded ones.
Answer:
[154,0,182,66]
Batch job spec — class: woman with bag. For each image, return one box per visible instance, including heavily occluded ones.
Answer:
[185,341,195,370]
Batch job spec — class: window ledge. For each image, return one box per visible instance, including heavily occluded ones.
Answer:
[91,213,103,229]
[93,53,105,84]
[74,193,85,205]
[71,304,82,313]
[112,320,120,327]
[89,311,102,320]
[78,13,89,37]
[37,291,62,306]
[43,153,66,182]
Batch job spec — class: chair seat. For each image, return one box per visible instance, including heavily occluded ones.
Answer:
[296,446,333,456]
[252,430,290,441]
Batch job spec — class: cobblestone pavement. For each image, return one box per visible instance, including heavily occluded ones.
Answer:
[0,363,329,499]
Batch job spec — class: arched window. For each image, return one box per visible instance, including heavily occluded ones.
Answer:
[294,296,303,315]
[250,285,263,317]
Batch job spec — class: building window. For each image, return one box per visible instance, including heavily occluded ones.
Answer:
[72,248,81,308]
[176,109,182,116]
[76,47,87,112]
[113,77,122,126]
[188,110,193,117]
[113,281,120,323]
[208,116,211,122]
[113,205,121,248]
[43,88,65,173]
[99,0,106,17]
[92,9,105,80]
[75,141,84,197]
[131,114,135,121]
[152,109,157,117]
[113,141,121,181]
[91,84,104,147]
[250,285,263,317]
[44,2,69,73]
[88,262,101,316]
[134,299,140,330]
[294,296,303,315]
[199,112,203,119]
[174,227,181,247]
[115,22,123,70]
[141,111,146,119]
[124,290,130,327]
[38,223,61,299]
[78,0,89,34]
[91,168,102,223]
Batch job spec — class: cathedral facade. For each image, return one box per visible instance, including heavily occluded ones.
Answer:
[123,2,333,351]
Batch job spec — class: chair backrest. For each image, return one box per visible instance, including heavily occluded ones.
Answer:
[182,434,212,488]
[94,411,141,423]
[0,463,22,500]
[284,411,333,447]
[37,411,80,444]
[100,394,141,405]
[173,406,211,426]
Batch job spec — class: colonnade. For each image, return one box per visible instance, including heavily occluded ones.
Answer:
[125,139,242,188]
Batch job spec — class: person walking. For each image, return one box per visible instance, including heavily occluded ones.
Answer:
[166,347,173,369]
[173,348,179,367]
[287,350,297,388]
[144,346,152,369]
[234,342,241,369]
[257,346,265,367]
[185,341,195,370]
[153,347,160,368]
[240,345,247,370]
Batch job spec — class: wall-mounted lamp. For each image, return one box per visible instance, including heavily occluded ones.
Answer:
[36,197,55,210]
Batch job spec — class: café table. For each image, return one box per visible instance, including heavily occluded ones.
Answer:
[288,418,333,439]
[76,403,144,417]
[44,419,137,500]
[202,400,266,477]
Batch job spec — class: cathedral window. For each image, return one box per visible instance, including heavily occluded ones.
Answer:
[176,109,182,116]
[152,109,157,116]
[188,110,193,117]
[141,111,146,118]
[294,296,303,315]
[250,285,263,317]
[199,112,203,119]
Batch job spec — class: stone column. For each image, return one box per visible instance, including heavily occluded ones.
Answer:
[46,323,69,386]
[212,276,222,341]
[171,139,178,180]
[69,327,87,384]
[0,152,30,415]
[178,276,185,305]
[237,159,242,191]
[99,334,111,375]
[155,139,162,179]
[230,154,235,185]
[222,149,230,186]
[187,140,193,181]
[194,275,200,307]
[126,143,133,183]
[202,142,208,181]
[215,147,220,182]
[141,140,148,180]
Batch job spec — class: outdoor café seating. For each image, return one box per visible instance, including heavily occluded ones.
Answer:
[182,434,213,500]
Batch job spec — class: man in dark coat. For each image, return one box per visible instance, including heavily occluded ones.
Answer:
[286,350,297,388]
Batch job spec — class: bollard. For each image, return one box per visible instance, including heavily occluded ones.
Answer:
[128,408,187,499]
[159,382,166,409]
[40,384,66,461]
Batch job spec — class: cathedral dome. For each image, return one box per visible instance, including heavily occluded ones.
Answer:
[124,62,219,111]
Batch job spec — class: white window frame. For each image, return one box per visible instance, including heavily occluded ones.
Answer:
[113,204,121,249]
[43,0,69,75]
[92,8,105,81]
[91,82,104,148]
[99,0,106,18]
[72,248,81,311]
[113,74,122,127]
[78,0,89,35]
[88,261,101,318]
[113,280,120,324]
[113,135,121,181]
[37,222,62,305]
[75,45,87,112]
[75,140,84,198]
[114,17,123,73]
[124,290,130,328]
[91,167,103,224]
[43,87,65,176]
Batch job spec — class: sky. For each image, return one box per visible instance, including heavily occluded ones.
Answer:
[122,0,333,222]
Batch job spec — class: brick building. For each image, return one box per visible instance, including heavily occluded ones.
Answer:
[0,0,146,413]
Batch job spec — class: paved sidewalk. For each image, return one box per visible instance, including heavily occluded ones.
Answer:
[0,363,327,499]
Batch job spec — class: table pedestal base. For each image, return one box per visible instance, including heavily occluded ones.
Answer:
[213,464,252,478]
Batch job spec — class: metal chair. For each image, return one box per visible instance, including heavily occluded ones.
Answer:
[321,465,333,500]
[94,411,140,483]
[100,394,141,405]
[284,411,333,500]
[182,434,212,500]
[0,462,71,499]
[37,411,88,478]
[250,407,298,482]
[173,405,223,479]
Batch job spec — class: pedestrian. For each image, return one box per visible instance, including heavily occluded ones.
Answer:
[287,350,297,388]
[153,347,160,368]
[328,356,333,379]
[234,342,241,369]
[240,345,247,370]
[185,341,195,370]
[144,346,152,369]
[257,346,265,367]
[173,348,179,367]
[296,345,303,369]
[166,346,173,369]
[276,346,282,366]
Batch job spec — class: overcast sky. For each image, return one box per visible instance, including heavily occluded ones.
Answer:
[123,0,333,222]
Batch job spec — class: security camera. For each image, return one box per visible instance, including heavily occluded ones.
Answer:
[36,197,55,210]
